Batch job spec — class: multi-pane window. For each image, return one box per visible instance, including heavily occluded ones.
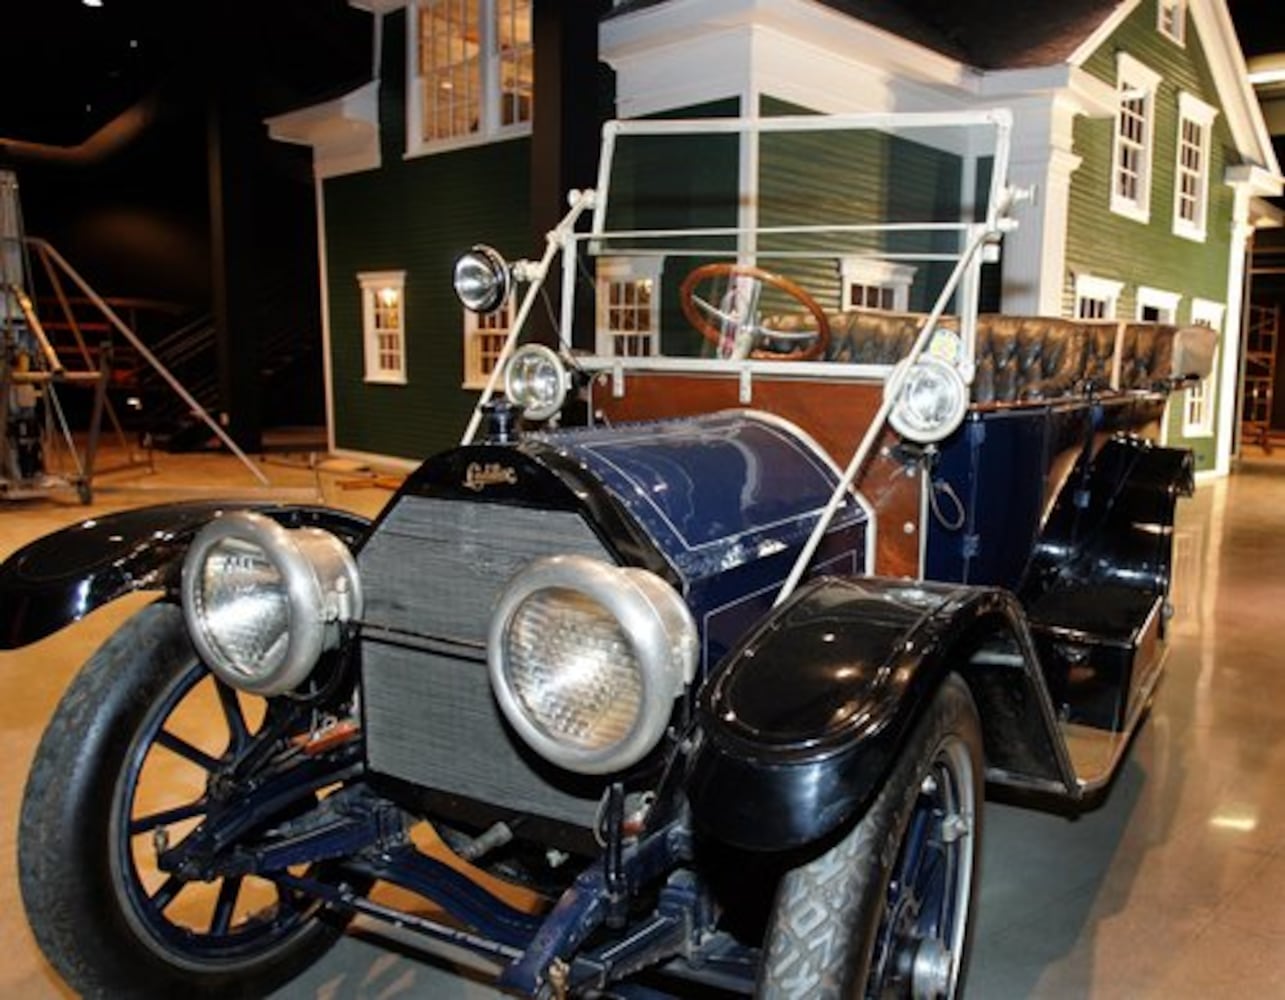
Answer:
[358,271,407,384]
[1137,286,1180,325]
[414,0,532,151]
[596,258,662,357]
[463,298,513,388]
[848,284,895,311]
[1173,93,1217,242]
[1158,0,1186,45]
[1078,297,1109,320]
[1183,299,1223,438]
[1074,274,1122,321]
[840,258,915,313]
[1111,55,1162,222]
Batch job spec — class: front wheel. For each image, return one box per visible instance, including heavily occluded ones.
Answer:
[759,674,983,999]
[19,602,350,998]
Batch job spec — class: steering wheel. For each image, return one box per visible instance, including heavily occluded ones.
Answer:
[679,263,831,361]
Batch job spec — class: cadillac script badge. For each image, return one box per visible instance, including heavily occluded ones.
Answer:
[464,462,518,491]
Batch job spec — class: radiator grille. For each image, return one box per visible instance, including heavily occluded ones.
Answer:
[359,496,616,826]
[363,640,604,827]
[358,496,615,645]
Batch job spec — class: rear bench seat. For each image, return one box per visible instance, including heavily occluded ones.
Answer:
[770,308,1202,404]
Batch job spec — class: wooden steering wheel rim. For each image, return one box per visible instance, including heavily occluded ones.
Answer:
[679,262,831,361]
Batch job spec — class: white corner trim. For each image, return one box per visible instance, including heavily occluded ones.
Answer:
[1187,0,1281,177]
[1226,163,1284,197]
[265,81,381,178]
[602,0,978,117]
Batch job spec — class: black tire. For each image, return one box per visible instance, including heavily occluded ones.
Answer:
[758,674,983,1000]
[19,602,347,999]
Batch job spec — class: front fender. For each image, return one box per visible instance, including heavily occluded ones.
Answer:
[686,576,1068,850]
[0,500,370,649]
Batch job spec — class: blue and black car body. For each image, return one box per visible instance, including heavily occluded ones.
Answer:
[2,111,1207,999]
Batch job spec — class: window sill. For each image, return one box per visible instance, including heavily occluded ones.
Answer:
[1109,198,1151,225]
[405,125,532,161]
[363,374,408,386]
[1172,221,1207,244]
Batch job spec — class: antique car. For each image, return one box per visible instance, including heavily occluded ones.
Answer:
[2,110,1212,998]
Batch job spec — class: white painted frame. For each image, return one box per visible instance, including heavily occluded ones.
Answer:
[1157,0,1187,46]
[1074,273,1124,319]
[462,295,515,389]
[358,269,408,384]
[1172,92,1218,242]
[404,0,533,159]
[1111,53,1163,224]
[1183,297,1224,438]
[1136,285,1182,323]
[594,256,664,357]
[840,258,917,312]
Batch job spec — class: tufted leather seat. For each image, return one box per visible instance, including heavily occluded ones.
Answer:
[1079,322,1120,391]
[761,307,1182,403]
[1118,323,1177,390]
[971,316,1088,404]
[761,308,929,365]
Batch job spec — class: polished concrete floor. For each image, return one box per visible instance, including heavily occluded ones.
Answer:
[3,440,1285,998]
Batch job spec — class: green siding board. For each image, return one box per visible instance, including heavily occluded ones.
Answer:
[1067,0,1238,467]
[758,95,963,314]
[323,7,532,461]
[606,99,741,357]
[325,141,532,459]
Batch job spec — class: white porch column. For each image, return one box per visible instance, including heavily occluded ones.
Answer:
[1218,166,1283,476]
[999,97,1082,317]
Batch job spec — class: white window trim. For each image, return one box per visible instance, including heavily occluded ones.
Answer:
[462,296,516,389]
[1172,92,1218,243]
[1183,297,1223,438]
[1111,53,1163,224]
[1157,0,1187,45]
[405,0,533,159]
[595,256,664,357]
[358,270,407,385]
[840,258,917,312]
[1074,273,1124,320]
[1136,285,1182,322]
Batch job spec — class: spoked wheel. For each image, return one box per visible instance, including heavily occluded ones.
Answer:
[20,602,354,997]
[867,726,977,998]
[759,675,982,1000]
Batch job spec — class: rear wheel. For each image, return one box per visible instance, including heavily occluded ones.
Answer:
[19,602,350,998]
[759,674,983,999]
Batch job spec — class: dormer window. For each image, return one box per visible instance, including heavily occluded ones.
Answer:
[1158,0,1186,45]
[1111,54,1163,223]
[410,0,533,155]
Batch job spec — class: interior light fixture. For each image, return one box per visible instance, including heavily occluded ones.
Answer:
[83,0,104,7]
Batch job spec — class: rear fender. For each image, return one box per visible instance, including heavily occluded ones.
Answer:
[686,576,1077,851]
[0,500,370,650]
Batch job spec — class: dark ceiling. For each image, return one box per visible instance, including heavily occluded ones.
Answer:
[1,0,1281,152]
[0,0,373,149]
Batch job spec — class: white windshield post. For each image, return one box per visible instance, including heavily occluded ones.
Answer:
[461,188,597,446]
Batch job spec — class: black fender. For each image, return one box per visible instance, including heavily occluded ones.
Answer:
[686,576,1077,851]
[0,500,370,650]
